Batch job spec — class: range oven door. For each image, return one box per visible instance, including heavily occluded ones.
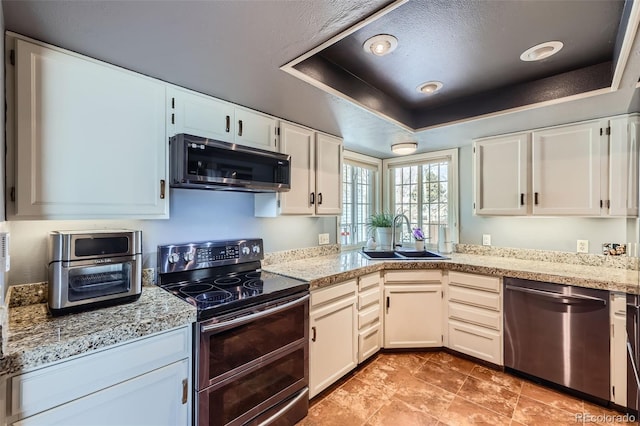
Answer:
[196,292,309,426]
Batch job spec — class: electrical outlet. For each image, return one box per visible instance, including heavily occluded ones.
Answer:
[577,239,589,253]
[482,234,491,246]
[318,233,330,245]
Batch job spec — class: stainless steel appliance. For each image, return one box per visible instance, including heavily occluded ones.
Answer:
[47,230,142,316]
[628,294,640,412]
[170,133,291,192]
[504,277,610,401]
[157,238,309,426]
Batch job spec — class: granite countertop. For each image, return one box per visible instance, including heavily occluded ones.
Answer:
[263,250,640,294]
[0,285,196,376]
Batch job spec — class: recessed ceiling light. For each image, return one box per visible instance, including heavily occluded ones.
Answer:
[520,41,564,62]
[417,81,443,94]
[363,34,398,56]
[391,142,417,155]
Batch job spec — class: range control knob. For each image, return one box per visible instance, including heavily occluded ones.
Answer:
[241,246,250,255]
[252,245,261,254]
[168,252,180,264]
[183,251,194,262]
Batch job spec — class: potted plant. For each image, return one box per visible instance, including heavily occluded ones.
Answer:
[366,212,394,249]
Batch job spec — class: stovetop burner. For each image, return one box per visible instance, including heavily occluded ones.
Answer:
[157,238,309,320]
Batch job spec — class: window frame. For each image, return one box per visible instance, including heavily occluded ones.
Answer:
[382,148,459,249]
[340,150,382,249]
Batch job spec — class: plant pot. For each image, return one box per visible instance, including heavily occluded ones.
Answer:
[376,227,393,249]
[415,240,425,251]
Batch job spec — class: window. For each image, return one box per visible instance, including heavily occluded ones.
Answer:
[340,152,381,247]
[385,149,458,247]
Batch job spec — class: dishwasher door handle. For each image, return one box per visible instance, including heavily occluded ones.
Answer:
[505,284,607,305]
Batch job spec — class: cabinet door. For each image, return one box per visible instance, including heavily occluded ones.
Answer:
[168,86,235,143]
[234,107,277,151]
[608,116,639,217]
[14,39,168,219]
[532,121,605,215]
[473,133,529,215]
[309,296,357,398]
[384,284,442,348]
[13,360,190,426]
[279,122,315,214]
[611,293,627,406]
[315,133,342,215]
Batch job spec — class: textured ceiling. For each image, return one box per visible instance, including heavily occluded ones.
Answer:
[3,0,640,158]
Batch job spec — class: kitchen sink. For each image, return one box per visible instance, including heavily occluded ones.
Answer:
[360,249,448,260]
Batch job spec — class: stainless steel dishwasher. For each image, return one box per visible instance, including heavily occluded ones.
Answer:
[504,277,610,401]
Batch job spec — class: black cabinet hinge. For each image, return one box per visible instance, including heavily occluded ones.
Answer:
[9,49,15,66]
[612,385,615,397]
[473,147,476,154]
[606,126,611,135]
[171,97,175,109]
[600,199,603,208]
[10,187,15,202]
[277,199,281,208]
[276,127,280,136]
[600,127,611,136]
[171,113,175,125]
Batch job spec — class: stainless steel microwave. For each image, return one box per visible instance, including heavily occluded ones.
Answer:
[169,134,291,192]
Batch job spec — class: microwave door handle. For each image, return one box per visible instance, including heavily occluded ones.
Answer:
[200,294,309,333]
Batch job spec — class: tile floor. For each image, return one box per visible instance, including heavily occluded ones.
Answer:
[298,351,635,426]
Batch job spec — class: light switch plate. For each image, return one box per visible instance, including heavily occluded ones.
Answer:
[318,233,330,245]
[482,234,491,246]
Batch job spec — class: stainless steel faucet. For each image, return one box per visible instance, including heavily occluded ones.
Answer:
[391,214,411,249]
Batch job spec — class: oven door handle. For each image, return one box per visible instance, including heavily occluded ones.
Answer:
[200,293,310,333]
[257,387,308,426]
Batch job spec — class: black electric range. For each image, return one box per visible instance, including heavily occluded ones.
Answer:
[156,238,309,320]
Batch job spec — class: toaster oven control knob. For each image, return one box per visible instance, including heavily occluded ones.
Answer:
[168,252,180,264]
[252,245,261,254]
[241,247,250,255]
[183,252,194,262]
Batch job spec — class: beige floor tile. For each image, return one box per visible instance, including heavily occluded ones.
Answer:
[429,352,478,375]
[413,359,468,394]
[298,397,364,426]
[513,395,582,426]
[326,376,392,422]
[456,376,519,418]
[469,365,524,394]
[391,370,456,418]
[365,397,440,426]
[520,381,583,413]
[356,358,412,394]
[376,352,428,374]
[438,396,512,426]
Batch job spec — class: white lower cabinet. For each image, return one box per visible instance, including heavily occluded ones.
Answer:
[445,271,502,365]
[357,272,382,363]
[610,292,627,406]
[309,280,357,398]
[384,270,443,349]
[5,326,192,426]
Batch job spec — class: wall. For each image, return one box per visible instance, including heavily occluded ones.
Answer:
[458,144,633,253]
[8,189,336,285]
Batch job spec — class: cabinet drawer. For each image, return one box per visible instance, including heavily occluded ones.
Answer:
[449,285,500,311]
[358,272,381,291]
[10,326,190,419]
[358,323,381,363]
[448,271,500,293]
[358,287,380,310]
[358,304,380,329]
[448,320,502,365]
[311,280,357,308]
[385,270,441,283]
[448,301,501,330]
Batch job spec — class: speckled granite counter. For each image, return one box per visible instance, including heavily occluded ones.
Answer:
[0,284,196,376]
[263,250,640,294]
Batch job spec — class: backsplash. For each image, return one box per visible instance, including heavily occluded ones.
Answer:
[455,244,638,270]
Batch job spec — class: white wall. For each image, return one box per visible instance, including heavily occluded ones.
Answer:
[458,144,632,253]
[8,189,336,285]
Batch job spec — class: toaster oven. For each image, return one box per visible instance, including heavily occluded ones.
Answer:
[47,230,142,316]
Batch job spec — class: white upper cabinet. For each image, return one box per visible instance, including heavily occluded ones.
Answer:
[168,87,277,151]
[10,37,168,219]
[278,122,315,214]
[608,116,639,217]
[254,125,343,217]
[474,116,638,217]
[532,120,605,216]
[474,133,529,215]
[315,132,343,215]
